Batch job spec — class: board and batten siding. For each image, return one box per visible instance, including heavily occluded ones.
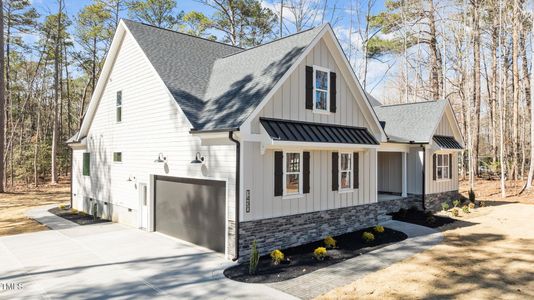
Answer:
[250,38,374,133]
[377,152,402,194]
[71,31,237,226]
[407,147,424,194]
[425,113,459,194]
[241,142,377,221]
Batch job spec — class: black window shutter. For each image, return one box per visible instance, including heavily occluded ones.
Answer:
[303,152,310,194]
[449,153,453,179]
[332,152,339,191]
[330,72,337,113]
[274,151,283,196]
[353,152,359,189]
[433,154,437,181]
[305,66,313,109]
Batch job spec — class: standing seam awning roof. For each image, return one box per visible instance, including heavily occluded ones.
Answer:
[433,135,463,149]
[260,118,379,145]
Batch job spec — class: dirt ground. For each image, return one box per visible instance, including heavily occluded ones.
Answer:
[0,182,70,236]
[459,178,534,205]
[317,182,534,300]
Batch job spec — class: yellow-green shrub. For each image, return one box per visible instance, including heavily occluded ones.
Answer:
[313,247,328,260]
[451,208,459,217]
[462,205,470,213]
[324,236,337,248]
[362,232,375,243]
[374,225,384,233]
[270,249,284,265]
[71,208,78,214]
[468,202,475,209]
[59,204,66,210]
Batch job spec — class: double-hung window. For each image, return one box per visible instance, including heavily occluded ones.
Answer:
[116,91,122,122]
[284,152,302,195]
[435,153,450,180]
[313,66,330,112]
[339,153,353,190]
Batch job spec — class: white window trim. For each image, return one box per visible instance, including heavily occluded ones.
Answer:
[282,151,303,198]
[312,65,330,114]
[116,90,122,123]
[435,153,451,181]
[339,152,353,192]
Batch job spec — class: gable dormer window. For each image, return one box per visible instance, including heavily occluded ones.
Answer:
[116,91,122,123]
[313,66,330,112]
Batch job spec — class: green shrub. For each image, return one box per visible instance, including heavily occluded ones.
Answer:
[452,199,461,208]
[270,249,284,265]
[468,189,476,202]
[59,204,66,210]
[249,241,260,275]
[324,236,337,249]
[441,202,450,211]
[451,208,459,217]
[362,231,375,243]
[462,205,470,214]
[79,211,87,217]
[314,247,328,261]
[468,202,475,210]
[71,208,78,214]
[374,225,384,233]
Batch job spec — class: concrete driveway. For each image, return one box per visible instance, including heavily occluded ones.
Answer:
[0,222,296,299]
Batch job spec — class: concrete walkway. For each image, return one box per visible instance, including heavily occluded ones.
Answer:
[25,204,79,230]
[268,220,443,299]
[1,205,297,300]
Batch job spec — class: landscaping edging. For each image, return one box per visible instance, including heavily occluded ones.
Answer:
[267,220,443,300]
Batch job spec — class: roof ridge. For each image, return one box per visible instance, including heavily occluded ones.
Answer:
[122,18,244,50]
[219,24,327,59]
[378,100,440,108]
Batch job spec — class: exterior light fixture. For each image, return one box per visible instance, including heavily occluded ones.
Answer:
[191,152,205,164]
[154,153,166,163]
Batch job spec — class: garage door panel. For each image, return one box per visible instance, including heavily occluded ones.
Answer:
[155,176,225,253]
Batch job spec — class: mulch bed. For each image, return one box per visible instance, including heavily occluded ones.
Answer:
[389,207,456,228]
[48,207,110,225]
[224,227,407,283]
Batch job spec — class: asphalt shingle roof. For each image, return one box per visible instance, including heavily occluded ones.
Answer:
[373,100,447,143]
[124,20,324,131]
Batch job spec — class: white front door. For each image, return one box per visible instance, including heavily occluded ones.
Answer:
[139,183,148,230]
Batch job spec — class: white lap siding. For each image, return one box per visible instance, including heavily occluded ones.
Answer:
[241,141,377,221]
[71,31,236,226]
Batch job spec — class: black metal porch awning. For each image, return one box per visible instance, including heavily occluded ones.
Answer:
[433,135,463,149]
[260,117,379,145]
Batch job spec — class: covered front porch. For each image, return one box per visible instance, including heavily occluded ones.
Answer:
[377,144,412,202]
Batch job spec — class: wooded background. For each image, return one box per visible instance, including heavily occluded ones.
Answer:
[0,0,532,198]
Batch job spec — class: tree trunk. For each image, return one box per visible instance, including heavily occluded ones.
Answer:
[428,0,442,100]
[0,0,5,193]
[51,0,63,184]
[511,0,520,180]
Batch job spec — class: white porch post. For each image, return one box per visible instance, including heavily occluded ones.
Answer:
[402,152,407,197]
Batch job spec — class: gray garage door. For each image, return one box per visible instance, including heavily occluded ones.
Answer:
[154,176,226,253]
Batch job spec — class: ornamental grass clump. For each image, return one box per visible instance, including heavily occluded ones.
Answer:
[453,199,461,208]
[362,231,375,243]
[270,249,284,265]
[314,247,328,261]
[441,202,450,211]
[468,189,476,202]
[324,236,337,249]
[249,241,260,275]
[462,205,470,214]
[374,225,384,233]
[451,208,459,217]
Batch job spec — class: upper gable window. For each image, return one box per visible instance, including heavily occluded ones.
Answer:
[116,91,122,123]
[313,66,330,112]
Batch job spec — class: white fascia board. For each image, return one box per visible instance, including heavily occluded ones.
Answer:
[378,142,410,153]
[77,20,193,140]
[322,26,387,143]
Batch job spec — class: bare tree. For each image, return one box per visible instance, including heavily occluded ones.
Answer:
[0,0,5,193]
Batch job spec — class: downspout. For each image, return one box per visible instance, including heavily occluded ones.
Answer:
[228,131,240,261]
[421,145,426,210]
[70,148,73,208]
